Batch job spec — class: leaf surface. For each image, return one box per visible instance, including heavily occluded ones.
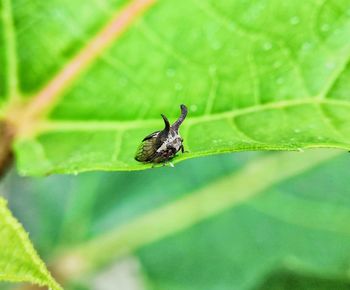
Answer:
[2,0,350,174]
[0,197,62,290]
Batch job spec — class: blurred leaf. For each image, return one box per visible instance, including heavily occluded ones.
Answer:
[136,152,350,290]
[0,0,349,175]
[6,150,350,290]
[5,152,258,255]
[257,271,350,290]
[0,197,62,290]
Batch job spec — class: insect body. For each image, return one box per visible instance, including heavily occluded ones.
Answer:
[135,104,188,164]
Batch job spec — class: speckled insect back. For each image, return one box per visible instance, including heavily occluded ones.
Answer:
[135,104,188,165]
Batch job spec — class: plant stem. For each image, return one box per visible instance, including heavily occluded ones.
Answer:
[0,121,14,178]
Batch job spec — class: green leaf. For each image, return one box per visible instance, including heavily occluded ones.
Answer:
[0,0,349,175]
[6,150,350,290]
[0,197,62,290]
[134,152,350,290]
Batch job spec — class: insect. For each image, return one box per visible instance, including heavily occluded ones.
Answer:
[135,104,188,165]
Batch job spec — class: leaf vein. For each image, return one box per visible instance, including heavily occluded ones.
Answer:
[35,98,350,133]
[227,117,262,144]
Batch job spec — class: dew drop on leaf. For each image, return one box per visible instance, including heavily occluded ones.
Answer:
[273,61,282,68]
[209,65,217,74]
[289,16,300,25]
[190,104,198,112]
[276,77,284,84]
[325,62,336,70]
[320,23,330,32]
[166,68,176,78]
[118,77,128,87]
[262,42,272,51]
[211,41,222,51]
[175,83,183,91]
[301,42,312,51]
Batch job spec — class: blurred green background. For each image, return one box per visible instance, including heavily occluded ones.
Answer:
[2,150,350,290]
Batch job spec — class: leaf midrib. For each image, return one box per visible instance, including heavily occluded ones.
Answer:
[3,0,157,136]
[4,0,350,140]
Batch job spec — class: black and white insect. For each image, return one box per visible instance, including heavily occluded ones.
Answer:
[135,104,188,166]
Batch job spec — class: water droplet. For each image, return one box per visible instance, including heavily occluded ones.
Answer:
[262,42,272,51]
[119,77,128,87]
[325,61,336,69]
[175,83,183,91]
[166,68,176,78]
[273,61,282,68]
[301,42,312,51]
[276,77,284,84]
[297,148,304,152]
[73,170,78,176]
[190,104,198,112]
[209,65,217,74]
[320,23,330,32]
[211,41,222,50]
[332,28,341,36]
[191,30,201,39]
[289,16,300,25]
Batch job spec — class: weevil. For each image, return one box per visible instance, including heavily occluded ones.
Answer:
[135,104,188,165]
